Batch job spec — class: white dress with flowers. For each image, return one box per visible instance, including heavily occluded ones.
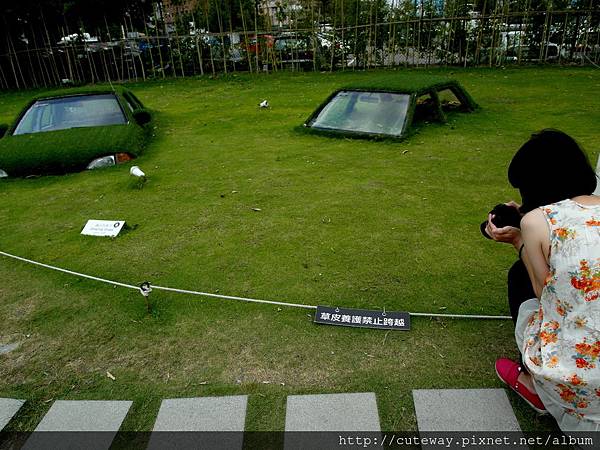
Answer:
[517,198,600,431]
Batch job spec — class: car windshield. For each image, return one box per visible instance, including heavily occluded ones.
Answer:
[308,91,410,137]
[275,38,310,51]
[13,94,127,135]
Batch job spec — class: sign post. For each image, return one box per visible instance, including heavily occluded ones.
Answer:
[314,305,410,331]
[81,220,126,237]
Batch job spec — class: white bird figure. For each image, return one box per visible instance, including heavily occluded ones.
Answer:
[0,169,7,178]
[130,166,146,178]
[130,165,147,189]
[259,100,269,108]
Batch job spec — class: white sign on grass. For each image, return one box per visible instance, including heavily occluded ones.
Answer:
[81,220,125,237]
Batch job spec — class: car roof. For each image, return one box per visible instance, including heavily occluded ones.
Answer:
[337,76,474,98]
[31,86,134,102]
[7,86,146,137]
[303,76,478,140]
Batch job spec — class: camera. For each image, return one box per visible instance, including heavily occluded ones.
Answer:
[480,204,522,239]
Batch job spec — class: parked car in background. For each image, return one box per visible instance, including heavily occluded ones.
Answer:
[504,42,560,62]
[273,33,318,70]
[243,34,274,56]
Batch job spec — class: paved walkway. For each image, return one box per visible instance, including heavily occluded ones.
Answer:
[285,392,381,432]
[148,396,247,450]
[413,389,521,431]
[2,389,524,448]
[21,400,132,450]
[0,398,24,430]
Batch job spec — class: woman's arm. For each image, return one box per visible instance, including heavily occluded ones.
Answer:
[520,209,551,298]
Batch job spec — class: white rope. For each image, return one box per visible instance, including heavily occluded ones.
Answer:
[0,250,314,309]
[410,312,511,320]
[0,250,140,291]
[150,285,317,310]
[583,53,600,69]
[0,250,511,319]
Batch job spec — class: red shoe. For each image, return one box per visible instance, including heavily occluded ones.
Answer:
[495,358,548,415]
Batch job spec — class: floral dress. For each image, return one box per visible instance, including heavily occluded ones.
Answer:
[519,198,600,431]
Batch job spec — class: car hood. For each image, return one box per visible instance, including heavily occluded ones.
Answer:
[0,124,145,176]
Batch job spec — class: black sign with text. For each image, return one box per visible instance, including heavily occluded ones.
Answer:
[314,306,410,331]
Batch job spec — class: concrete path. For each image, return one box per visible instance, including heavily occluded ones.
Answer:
[413,389,521,431]
[10,388,537,449]
[147,396,247,450]
[22,400,132,450]
[284,392,381,450]
[285,392,381,431]
[0,398,25,430]
[152,396,247,432]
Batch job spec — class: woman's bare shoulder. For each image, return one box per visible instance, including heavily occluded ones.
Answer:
[521,208,546,229]
[571,195,600,206]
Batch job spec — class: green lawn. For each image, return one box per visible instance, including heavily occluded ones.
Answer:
[0,67,599,434]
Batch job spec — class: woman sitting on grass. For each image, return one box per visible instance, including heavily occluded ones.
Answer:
[487,129,600,431]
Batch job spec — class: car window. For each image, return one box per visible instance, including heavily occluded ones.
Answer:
[307,90,410,137]
[123,96,135,112]
[275,38,309,51]
[122,91,143,111]
[13,94,127,136]
[40,105,54,129]
[413,93,439,124]
[437,88,471,113]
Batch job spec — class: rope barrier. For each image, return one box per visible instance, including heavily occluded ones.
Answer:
[0,250,140,291]
[583,53,600,69]
[150,284,316,310]
[0,250,512,320]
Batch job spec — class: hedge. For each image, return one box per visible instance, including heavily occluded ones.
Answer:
[0,124,147,176]
[0,87,152,176]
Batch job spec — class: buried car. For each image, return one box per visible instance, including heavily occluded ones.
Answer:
[0,87,152,177]
[303,77,477,140]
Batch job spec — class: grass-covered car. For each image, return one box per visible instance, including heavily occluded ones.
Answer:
[303,77,477,140]
[0,87,152,177]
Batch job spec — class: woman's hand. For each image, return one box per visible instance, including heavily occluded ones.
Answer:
[504,200,522,211]
[486,214,523,250]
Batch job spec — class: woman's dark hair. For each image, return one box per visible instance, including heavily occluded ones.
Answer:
[508,129,597,213]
